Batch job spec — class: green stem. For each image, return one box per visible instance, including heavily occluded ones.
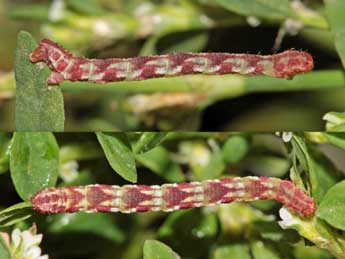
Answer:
[4,70,345,107]
[58,70,345,110]
[279,208,345,259]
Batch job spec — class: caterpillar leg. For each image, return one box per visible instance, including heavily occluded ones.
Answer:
[47,72,64,85]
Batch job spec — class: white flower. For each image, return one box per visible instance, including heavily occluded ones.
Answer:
[278,207,300,229]
[9,224,49,259]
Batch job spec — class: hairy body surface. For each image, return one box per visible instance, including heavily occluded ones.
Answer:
[31,176,316,217]
[30,39,314,85]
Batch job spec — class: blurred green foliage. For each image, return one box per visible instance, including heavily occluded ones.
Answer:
[1,0,345,131]
[0,132,345,258]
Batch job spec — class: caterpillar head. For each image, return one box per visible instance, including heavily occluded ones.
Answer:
[30,39,52,63]
[30,39,71,68]
[273,50,314,79]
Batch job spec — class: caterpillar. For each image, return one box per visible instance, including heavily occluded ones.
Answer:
[31,176,316,217]
[30,39,314,85]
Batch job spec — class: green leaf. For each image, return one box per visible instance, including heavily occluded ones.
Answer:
[291,135,310,172]
[309,156,337,204]
[214,0,293,20]
[49,212,125,243]
[324,0,345,69]
[291,135,337,202]
[317,180,345,231]
[323,111,345,131]
[133,132,167,154]
[251,241,280,259]
[222,135,249,164]
[0,235,11,259]
[0,202,32,227]
[9,132,59,200]
[313,218,345,258]
[212,244,251,259]
[143,240,180,259]
[15,31,64,131]
[96,132,137,182]
[135,146,185,182]
[0,202,32,215]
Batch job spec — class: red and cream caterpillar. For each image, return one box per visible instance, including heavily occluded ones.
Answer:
[30,39,314,85]
[31,176,316,217]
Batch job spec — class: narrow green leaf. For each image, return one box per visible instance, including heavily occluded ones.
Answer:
[213,244,251,259]
[291,135,310,173]
[136,146,185,182]
[0,202,32,227]
[49,213,125,243]
[96,132,137,182]
[133,132,167,154]
[0,213,32,227]
[214,0,293,20]
[0,202,32,215]
[9,132,59,200]
[324,0,345,69]
[143,240,180,259]
[317,180,345,231]
[0,236,11,259]
[291,135,337,202]
[15,31,64,131]
[222,135,249,164]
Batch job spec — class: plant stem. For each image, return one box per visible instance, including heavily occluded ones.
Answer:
[3,70,345,109]
[58,70,345,109]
